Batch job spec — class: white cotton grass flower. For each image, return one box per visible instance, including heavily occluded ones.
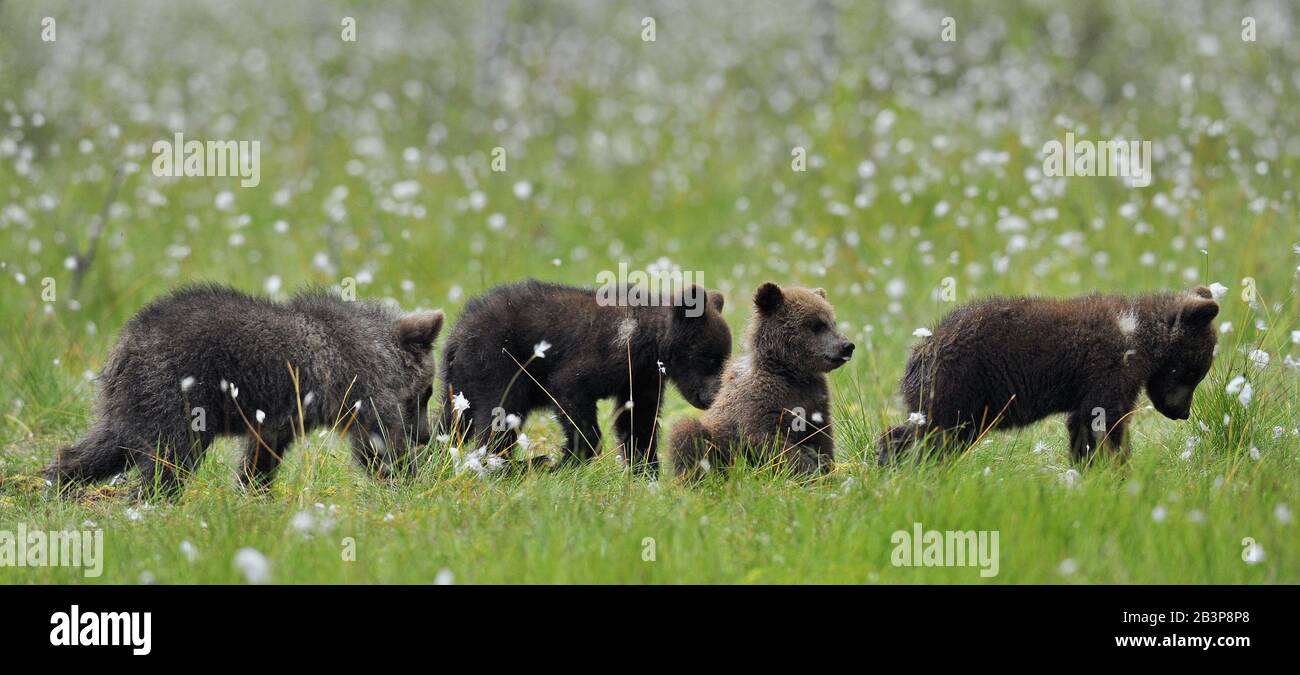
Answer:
[1275,504,1292,525]
[657,360,666,374]
[230,384,240,399]
[1032,440,1048,454]
[512,180,533,200]
[533,340,552,359]
[255,409,266,424]
[1238,382,1253,407]
[303,391,315,406]
[233,548,271,584]
[1291,330,1300,345]
[516,433,530,451]
[179,540,198,562]
[505,413,521,430]
[1057,558,1079,576]
[1219,321,1233,334]
[220,379,229,392]
[264,275,282,295]
[1151,505,1168,523]
[912,327,932,338]
[1226,375,1246,395]
[434,568,455,585]
[290,510,315,534]
[810,411,824,424]
[907,411,927,426]
[180,376,196,392]
[125,507,144,522]
[450,446,505,478]
[1249,446,1261,461]
[1207,282,1228,301]
[1248,349,1270,368]
[1060,469,1081,488]
[451,392,470,414]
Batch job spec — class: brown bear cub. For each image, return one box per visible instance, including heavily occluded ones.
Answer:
[46,284,444,498]
[439,279,731,475]
[878,287,1220,464]
[671,283,854,479]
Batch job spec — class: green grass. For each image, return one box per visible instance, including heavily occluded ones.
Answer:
[1,0,1297,583]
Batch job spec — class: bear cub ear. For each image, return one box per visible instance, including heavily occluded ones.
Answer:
[398,310,445,352]
[754,282,784,314]
[1169,294,1218,330]
[708,290,725,313]
[812,287,827,299]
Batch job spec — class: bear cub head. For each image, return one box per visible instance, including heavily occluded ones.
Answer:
[1146,286,1219,421]
[751,282,854,373]
[664,285,732,409]
[393,310,445,442]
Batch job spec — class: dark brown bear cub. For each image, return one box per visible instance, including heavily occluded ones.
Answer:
[439,279,731,475]
[878,287,1220,464]
[672,283,854,479]
[46,285,443,497]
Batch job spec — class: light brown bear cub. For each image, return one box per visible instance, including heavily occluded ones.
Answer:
[671,282,854,478]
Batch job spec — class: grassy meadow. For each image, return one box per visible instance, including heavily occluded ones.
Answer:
[0,0,1297,583]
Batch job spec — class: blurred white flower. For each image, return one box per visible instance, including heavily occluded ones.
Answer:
[1243,541,1265,564]
[512,181,533,200]
[290,510,315,533]
[1151,505,1168,523]
[434,568,454,585]
[1238,382,1253,407]
[1248,349,1269,368]
[255,409,266,424]
[1057,558,1079,576]
[533,340,552,359]
[912,327,932,338]
[180,376,196,392]
[1275,504,1292,525]
[1206,282,1228,301]
[1226,375,1246,395]
[908,412,927,426]
[179,540,198,562]
[264,275,282,294]
[233,548,271,583]
[452,392,470,413]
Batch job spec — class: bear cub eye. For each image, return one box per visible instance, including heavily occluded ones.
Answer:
[808,320,829,334]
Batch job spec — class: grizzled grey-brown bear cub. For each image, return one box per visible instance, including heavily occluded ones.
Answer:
[46,284,443,497]
[672,283,854,479]
[439,279,731,475]
[878,287,1220,464]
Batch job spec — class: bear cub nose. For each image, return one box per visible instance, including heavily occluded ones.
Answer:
[840,342,855,359]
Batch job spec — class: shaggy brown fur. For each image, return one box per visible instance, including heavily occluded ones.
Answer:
[671,283,854,478]
[439,279,731,475]
[878,287,1219,464]
[45,285,443,498]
